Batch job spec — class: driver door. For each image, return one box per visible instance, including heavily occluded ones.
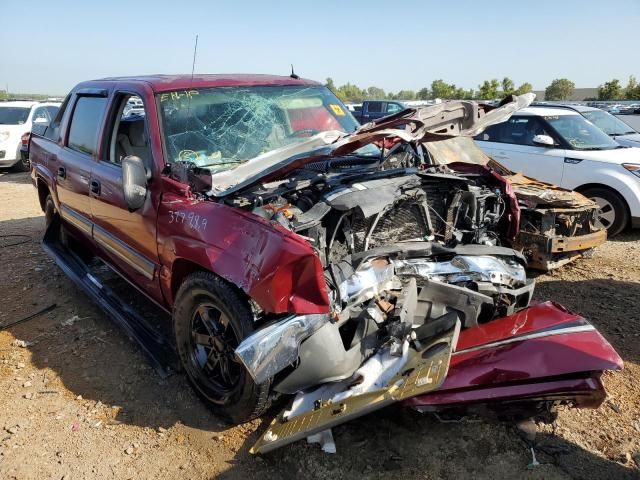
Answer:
[89,89,163,303]
[476,115,567,186]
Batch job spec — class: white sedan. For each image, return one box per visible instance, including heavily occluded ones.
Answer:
[0,101,60,171]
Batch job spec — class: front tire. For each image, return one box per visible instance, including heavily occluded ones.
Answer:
[173,271,270,424]
[582,187,628,237]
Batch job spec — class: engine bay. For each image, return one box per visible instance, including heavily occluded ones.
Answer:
[226,157,534,395]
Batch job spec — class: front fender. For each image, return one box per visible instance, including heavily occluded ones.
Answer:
[158,190,330,315]
[563,160,640,218]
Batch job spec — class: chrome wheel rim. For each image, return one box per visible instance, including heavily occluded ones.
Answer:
[590,196,616,230]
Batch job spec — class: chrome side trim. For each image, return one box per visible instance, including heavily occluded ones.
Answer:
[93,225,155,280]
[60,204,92,236]
[453,324,596,356]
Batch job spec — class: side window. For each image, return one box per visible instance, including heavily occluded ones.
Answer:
[476,123,502,142]
[68,96,108,156]
[44,105,60,119]
[478,117,551,146]
[386,103,402,114]
[367,102,383,113]
[31,107,50,123]
[107,94,149,166]
[44,95,70,141]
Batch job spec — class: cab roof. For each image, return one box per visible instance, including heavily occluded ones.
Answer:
[90,74,321,93]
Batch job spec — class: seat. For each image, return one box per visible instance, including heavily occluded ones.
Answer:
[117,120,148,164]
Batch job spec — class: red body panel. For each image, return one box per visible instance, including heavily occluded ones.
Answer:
[157,183,330,314]
[78,74,320,94]
[404,302,622,409]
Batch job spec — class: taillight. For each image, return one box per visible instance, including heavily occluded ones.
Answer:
[21,132,30,146]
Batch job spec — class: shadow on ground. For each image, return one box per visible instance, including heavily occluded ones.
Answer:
[0,170,31,185]
[1,213,638,479]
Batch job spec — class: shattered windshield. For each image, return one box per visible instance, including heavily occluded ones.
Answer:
[158,85,361,171]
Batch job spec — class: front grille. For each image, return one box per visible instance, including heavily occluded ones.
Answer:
[352,200,430,251]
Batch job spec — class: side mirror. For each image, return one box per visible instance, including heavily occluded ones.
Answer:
[122,155,148,211]
[33,117,49,124]
[532,134,556,147]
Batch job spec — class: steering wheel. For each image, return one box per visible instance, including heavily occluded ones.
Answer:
[286,129,321,139]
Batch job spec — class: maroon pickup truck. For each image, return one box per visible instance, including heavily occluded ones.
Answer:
[30,75,620,452]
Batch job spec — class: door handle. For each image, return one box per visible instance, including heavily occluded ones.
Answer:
[90,179,101,195]
[57,166,66,179]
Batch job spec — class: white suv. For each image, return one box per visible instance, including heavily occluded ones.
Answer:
[475,106,640,236]
[0,101,60,171]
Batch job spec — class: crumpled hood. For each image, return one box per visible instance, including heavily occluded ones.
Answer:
[425,137,597,209]
[207,94,536,197]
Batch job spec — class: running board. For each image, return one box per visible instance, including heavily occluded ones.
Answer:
[42,218,177,378]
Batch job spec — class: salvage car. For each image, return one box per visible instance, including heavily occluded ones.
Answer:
[421,137,606,270]
[29,76,622,453]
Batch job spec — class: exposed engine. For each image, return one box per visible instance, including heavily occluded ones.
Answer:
[229,163,534,393]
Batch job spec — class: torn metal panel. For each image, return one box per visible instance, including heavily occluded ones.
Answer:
[404,302,622,412]
[250,320,460,454]
[426,138,606,270]
[199,94,534,197]
[504,172,597,209]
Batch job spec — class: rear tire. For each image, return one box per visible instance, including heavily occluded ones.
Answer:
[44,194,68,247]
[173,271,270,424]
[13,157,28,172]
[582,187,628,237]
[44,194,57,229]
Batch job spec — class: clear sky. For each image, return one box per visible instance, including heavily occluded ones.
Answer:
[1,0,639,95]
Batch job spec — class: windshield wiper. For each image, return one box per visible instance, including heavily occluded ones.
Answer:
[198,160,245,167]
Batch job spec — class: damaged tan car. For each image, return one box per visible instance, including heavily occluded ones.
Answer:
[423,137,607,270]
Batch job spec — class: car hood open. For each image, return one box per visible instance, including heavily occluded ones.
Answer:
[205,94,535,197]
[425,137,597,209]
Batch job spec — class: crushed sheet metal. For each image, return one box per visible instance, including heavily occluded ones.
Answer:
[250,321,460,454]
[207,94,535,197]
[504,172,597,209]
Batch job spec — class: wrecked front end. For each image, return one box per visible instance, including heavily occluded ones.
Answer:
[424,137,607,271]
[165,93,619,453]
[501,172,607,270]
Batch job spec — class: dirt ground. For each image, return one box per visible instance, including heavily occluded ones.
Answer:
[1,170,639,480]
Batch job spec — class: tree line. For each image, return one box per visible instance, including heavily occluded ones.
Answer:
[326,76,640,103]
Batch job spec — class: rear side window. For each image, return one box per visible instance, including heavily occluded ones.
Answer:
[367,102,383,113]
[476,116,552,146]
[67,97,108,156]
[386,102,403,114]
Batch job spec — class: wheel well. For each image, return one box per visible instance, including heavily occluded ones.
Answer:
[575,182,631,227]
[170,258,251,309]
[36,178,49,212]
[171,259,205,301]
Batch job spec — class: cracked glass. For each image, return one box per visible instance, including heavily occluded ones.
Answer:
[158,85,360,172]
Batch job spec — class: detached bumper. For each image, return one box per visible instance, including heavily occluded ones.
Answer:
[404,301,622,411]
